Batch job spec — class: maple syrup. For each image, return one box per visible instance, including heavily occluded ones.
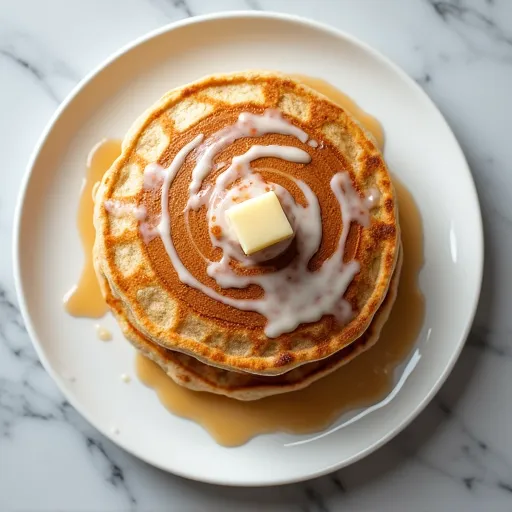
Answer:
[95,324,113,341]
[63,139,122,317]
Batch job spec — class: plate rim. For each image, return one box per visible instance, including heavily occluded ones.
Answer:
[12,10,484,486]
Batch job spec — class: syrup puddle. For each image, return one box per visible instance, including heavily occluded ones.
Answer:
[63,139,122,317]
[69,76,423,447]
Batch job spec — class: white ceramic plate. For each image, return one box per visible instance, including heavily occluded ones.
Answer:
[14,12,483,486]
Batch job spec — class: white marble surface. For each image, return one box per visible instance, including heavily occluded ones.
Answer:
[1,0,511,510]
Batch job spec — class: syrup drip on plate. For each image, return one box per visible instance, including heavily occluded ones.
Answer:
[63,139,122,318]
[95,324,112,342]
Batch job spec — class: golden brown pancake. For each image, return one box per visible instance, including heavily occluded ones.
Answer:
[94,71,399,375]
[96,245,401,400]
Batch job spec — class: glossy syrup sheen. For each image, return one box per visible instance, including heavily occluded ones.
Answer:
[63,139,122,317]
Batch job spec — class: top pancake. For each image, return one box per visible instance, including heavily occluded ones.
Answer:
[94,71,399,375]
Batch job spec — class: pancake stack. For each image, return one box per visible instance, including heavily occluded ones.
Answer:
[93,71,400,400]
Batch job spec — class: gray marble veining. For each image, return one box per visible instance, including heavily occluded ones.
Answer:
[1,0,512,510]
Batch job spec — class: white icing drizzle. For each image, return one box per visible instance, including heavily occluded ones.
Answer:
[157,134,205,285]
[308,139,319,148]
[139,219,160,244]
[143,163,166,190]
[190,144,310,213]
[104,200,147,221]
[153,129,377,337]
[187,109,312,206]
[104,200,159,243]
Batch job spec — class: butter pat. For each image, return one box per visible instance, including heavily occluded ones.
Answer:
[226,191,294,255]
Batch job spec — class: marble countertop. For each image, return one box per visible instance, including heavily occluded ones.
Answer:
[1,0,511,510]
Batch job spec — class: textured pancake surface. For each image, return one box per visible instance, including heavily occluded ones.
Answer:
[96,246,401,400]
[94,71,399,375]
